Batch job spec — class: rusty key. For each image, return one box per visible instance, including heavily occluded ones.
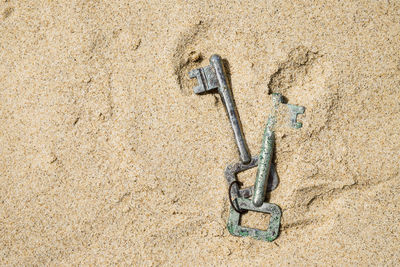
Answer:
[189,54,251,164]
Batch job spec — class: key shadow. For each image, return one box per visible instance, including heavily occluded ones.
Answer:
[264,147,280,203]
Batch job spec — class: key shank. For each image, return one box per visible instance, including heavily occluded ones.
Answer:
[189,55,251,164]
[210,55,250,164]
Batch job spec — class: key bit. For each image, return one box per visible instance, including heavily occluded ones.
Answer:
[189,55,251,164]
[287,104,305,129]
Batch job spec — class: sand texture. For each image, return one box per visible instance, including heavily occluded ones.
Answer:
[1,0,400,265]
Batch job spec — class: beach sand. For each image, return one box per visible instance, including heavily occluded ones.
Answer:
[1,0,399,265]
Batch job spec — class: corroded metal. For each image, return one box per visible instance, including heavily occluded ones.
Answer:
[189,55,251,163]
[253,93,305,207]
[287,104,305,129]
[224,93,304,241]
[225,156,279,200]
[227,197,281,242]
[189,55,306,242]
[253,94,281,207]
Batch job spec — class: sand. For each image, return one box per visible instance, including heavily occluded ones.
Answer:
[1,0,399,265]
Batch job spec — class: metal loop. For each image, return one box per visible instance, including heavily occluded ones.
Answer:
[228,181,246,214]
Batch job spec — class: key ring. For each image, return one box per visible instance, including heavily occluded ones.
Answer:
[228,181,246,214]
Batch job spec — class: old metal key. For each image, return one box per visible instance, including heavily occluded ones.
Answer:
[227,93,305,242]
[190,54,279,196]
[253,93,305,207]
[189,54,251,164]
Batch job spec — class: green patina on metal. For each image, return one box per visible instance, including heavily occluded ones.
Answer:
[227,197,282,242]
[287,104,305,129]
[226,93,305,242]
[189,55,306,242]
[253,93,305,207]
[253,94,282,207]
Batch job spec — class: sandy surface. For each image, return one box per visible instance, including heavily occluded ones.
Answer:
[1,0,400,265]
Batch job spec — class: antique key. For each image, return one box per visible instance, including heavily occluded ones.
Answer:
[189,54,251,164]
[253,93,305,207]
[188,55,305,242]
[227,93,305,242]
